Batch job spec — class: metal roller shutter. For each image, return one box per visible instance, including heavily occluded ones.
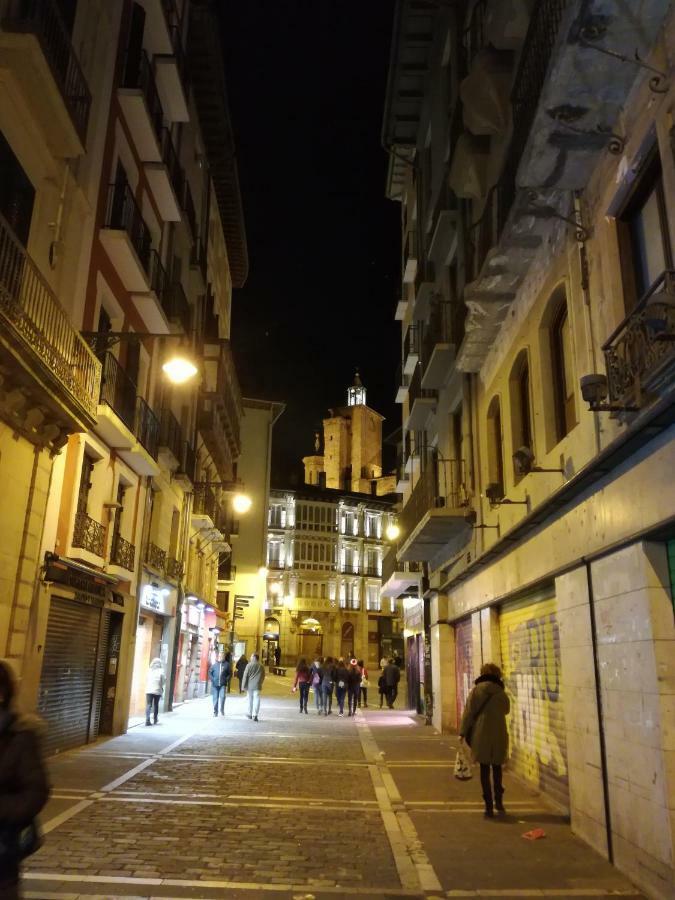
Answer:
[38,597,101,755]
[499,593,569,812]
[455,617,473,725]
[90,609,111,739]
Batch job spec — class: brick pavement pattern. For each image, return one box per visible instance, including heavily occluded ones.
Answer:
[23,675,645,900]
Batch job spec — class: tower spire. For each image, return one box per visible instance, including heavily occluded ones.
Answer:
[347,369,366,407]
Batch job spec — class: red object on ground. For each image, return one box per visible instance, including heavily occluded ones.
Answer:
[522,828,547,841]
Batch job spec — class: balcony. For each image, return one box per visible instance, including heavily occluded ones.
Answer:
[268,560,285,570]
[131,250,169,333]
[199,341,242,481]
[72,511,105,558]
[100,180,152,293]
[0,212,100,443]
[158,407,182,470]
[421,300,455,390]
[138,0,190,123]
[340,563,360,575]
[163,280,190,333]
[403,229,418,284]
[217,553,236,582]
[175,439,196,487]
[146,541,167,572]
[0,0,91,155]
[118,49,164,162]
[166,555,183,582]
[398,452,472,562]
[363,566,381,578]
[412,261,435,320]
[192,481,218,529]
[94,352,159,476]
[395,296,408,321]
[403,323,420,376]
[395,362,410,405]
[110,532,135,572]
[145,129,184,222]
[181,181,198,241]
[603,271,675,411]
[405,364,437,432]
[380,549,422,598]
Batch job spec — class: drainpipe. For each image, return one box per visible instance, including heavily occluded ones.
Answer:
[583,557,613,863]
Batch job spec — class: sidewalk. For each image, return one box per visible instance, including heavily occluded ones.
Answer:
[24,679,644,900]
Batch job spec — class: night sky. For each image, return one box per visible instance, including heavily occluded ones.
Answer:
[218,1,401,487]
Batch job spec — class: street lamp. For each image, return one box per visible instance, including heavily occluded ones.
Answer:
[83,331,199,385]
[233,493,252,514]
[386,523,400,541]
[258,566,268,578]
[162,352,198,384]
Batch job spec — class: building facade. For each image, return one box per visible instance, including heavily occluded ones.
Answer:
[383,1,675,897]
[0,0,249,750]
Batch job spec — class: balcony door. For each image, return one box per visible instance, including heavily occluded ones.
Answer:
[0,131,35,246]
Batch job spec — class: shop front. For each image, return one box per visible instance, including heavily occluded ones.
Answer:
[174,596,206,704]
[403,597,425,713]
[129,578,178,720]
[263,616,280,666]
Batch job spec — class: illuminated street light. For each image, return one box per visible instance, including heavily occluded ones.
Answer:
[269,582,281,595]
[233,493,252,514]
[162,352,198,384]
[386,523,400,541]
[258,566,268,578]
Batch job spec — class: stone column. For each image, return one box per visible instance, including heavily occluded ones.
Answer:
[430,593,456,732]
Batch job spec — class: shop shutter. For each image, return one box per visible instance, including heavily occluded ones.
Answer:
[90,609,111,739]
[499,592,569,812]
[38,597,101,755]
[455,617,473,725]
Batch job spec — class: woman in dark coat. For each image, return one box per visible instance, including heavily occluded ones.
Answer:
[0,661,50,898]
[292,658,311,714]
[459,662,510,818]
[235,654,248,693]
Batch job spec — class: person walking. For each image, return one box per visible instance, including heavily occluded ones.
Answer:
[293,658,311,714]
[242,652,266,722]
[357,659,369,708]
[347,659,361,717]
[383,658,400,709]
[235,654,248,693]
[459,663,510,818]
[309,656,324,714]
[0,660,50,900]
[379,654,388,670]
[145,657,165,725]
[377,671,387,708]
[334,657,350,717]
[209,650,231,717]
[320,656,336,715]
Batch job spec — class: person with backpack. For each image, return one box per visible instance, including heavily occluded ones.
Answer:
[292,657,311,714]
[347,659,361,717]
[309,656,324,714]
[459,662,510,818]
[357,659,369,707]
[334,657,350,717]
[320,656,336,715]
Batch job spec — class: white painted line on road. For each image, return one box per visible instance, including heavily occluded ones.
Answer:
[100,731,196,792]
[96,794,383,813]
[158,732,195,754]
[356,719,442,894]
[40,799,94,835]
[444,891,641,897]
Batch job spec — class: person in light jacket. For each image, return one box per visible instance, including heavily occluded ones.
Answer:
[145,657,165,726]
[208,650,231,717]
[0,660,50,899]
[242,652,265,721]
[459,662,510,818]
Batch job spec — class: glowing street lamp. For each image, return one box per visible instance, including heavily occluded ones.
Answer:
[233,493,252,514]
[162,351,198,384]
[269,582,281,595]
[258,566,268,578]
[386,523,400,542]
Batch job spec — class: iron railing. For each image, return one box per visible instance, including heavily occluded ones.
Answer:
[159,407,183,461]
[146,542,166,571]
[181,180,197,238]
[268,560,285,570]
[104,180,152,276]
[408,361,437,407]
[363,566,381,577]
[121,48,163,147]
[382,548,422,585]
[135,395,159,458]
[147,249,168,303]
[2,0,92,143]
[199,341,243,465]
[159,127,184,201]
[178,440,196,483]
[340,563,360,575]
[110,532,135,570]
[399,451,466,543]
[603,270,675,407]
[218,554,236,581]
[72,511,105,556]
[403,323,420,364]
[422,300,453,366]
[163,280,190,332]
[193,481,218,521]
[0,212,100,420]
[166,556,183,581]
[98,351,136,431]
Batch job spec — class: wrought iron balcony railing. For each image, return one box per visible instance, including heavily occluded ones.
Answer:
[163,280,190,333]
[363,566,381,577]
[0,212,100,421]
[166,556,183,581]
[193,481,218,521]
[135,395,159,458]
[159,127,184,202]
[104,180,152,275]
[382,548,422,585]
[403,323,420,363]
[159,407,183,462]
[340,563,360,575]
[181,180,197,238]
[146,541,167,572]
[110,532,135,571]
[399,451,467,543]
[2,0,92,143]
[268,560,285,570]
[603,270,675,408]
[121,48,163,147]
[178,440,196,483]
[72,511,105,557]
[147,249,168,304]
[98,351,137,431]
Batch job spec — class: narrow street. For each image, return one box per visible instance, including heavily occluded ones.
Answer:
[25,675,642,900]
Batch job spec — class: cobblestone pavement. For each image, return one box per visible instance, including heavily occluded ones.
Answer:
[23,674,645,900]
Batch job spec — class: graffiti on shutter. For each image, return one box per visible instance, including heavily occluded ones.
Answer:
[455,617,473,725]
[500,595,569,812]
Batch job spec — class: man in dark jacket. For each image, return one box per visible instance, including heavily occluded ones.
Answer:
[383,658,401,709]
[235,654,248,693]
[209,651,231,717]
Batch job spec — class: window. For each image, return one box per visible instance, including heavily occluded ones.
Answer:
[509,350,533,479]
[365,512,381,538]
[77,454,95,515]
[320,583,327,599]
[486,397,504,498]
[0,131,35,246]
[550,294,576,444]
[366,584,381,612]
[618,147,673,311]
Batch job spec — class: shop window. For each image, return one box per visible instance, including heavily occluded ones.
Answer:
[617,146,673,312]
[509,350,533,480]
[486,396,504,499]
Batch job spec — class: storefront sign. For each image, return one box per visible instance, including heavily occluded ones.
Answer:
[140,583,173,616]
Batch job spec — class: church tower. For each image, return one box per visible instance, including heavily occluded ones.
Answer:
[302,371,396,496]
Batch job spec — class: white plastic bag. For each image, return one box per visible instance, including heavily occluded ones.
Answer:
[454,744,473,780]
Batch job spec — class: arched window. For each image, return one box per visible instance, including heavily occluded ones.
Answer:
[509,350,533,479]
[549,291,576,443]
[486,396,504,498]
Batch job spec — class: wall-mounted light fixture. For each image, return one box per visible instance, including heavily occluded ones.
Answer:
[512,446,564,477]
[579,374,638,413]
[485,483,528,508]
